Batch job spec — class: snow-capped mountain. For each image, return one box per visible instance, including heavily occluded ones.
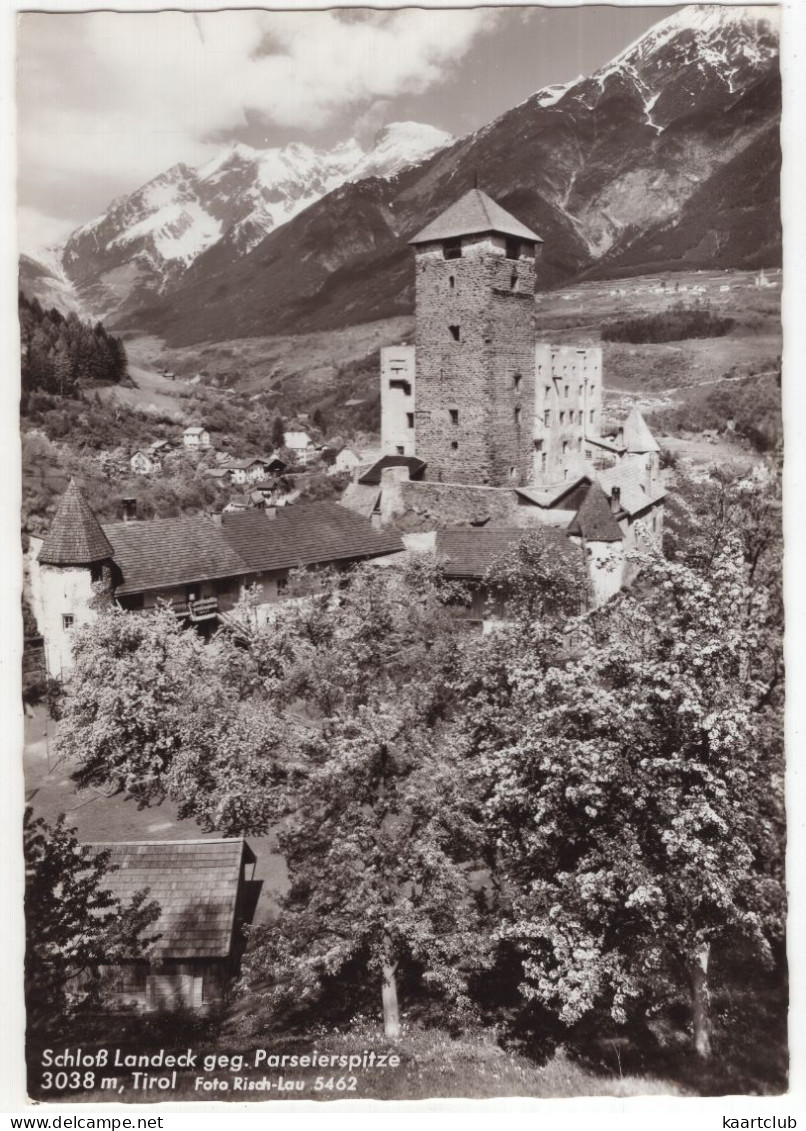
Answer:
[129,3,778,347]
[60,122,452,316]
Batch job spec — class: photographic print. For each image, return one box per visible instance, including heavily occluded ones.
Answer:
[16,1,786,1106]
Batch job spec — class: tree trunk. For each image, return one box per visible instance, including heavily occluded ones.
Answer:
[689,942,712,1059]
[381,939,400,1040]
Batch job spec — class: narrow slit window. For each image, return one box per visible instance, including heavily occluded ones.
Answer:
[451,440,458,451]
[449,325,460,341]
[514,406,522,426]
[449,276,455,290]
[449,409,459,425]
[513,373,522,391]
[406,413,414,429]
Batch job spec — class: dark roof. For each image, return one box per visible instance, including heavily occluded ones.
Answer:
[435,525,574,579]
[38,479,114,566]
[597,463,667,517]
[358,455,426,486]
[219,501,403,573]
[409,188,543,245]
[88,839,254,960]
[567,484,624,543]
[104,516,247,596]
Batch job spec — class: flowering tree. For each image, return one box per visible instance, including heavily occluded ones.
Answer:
[483,539,784,1057]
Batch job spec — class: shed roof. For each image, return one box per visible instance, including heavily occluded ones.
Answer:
[87,838,254,960]
[409,188,543,246]
[37,479,114,566]
[184,426,206,435]
[435,524,574,579]
[567,484,624,543]
[358,455,427,486]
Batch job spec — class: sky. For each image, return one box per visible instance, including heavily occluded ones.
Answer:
[16,5,682,254]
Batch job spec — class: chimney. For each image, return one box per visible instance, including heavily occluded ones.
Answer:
[121,497,137,522]
[265,505,277,520]
[610,486,621,514]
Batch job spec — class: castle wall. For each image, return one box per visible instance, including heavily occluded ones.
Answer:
[380,345,416,456]
[413,234,536,487]
[533,345,603,486]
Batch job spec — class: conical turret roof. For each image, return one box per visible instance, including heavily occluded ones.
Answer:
[409,188,543,245]
[622,407,660,453]
[567,484,624,543]
[37,479,114,566]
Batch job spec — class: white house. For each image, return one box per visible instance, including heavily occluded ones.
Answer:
[329,447,362,476]
[283,431,316,465]
[183,426,211,450]
[222,458,269,486]
[130,450,160,476]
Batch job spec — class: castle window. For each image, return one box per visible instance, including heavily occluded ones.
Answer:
[578,437,583,451]
[544,410,551,426]
[514,406,522,426]
[541,453,547,472]
[564,385,569,398]
[534,439,543,452]
[559,411,566,424]
[585,448,592,460]
[562,441,569,454]
[451,441,459,451]
[510,273,518,291]
[545,385,551,397]
[449,409,459,425]
[449,325,460,341]
[396,445,405,455]
[590,409,595,424]
[509,467,517,479]
[406,413,415,429]
[389,379,412,396]
[513,373,522,392]
[443,239,462,260]
[505,238,520,260]
[579,385,584,396]
[449,275,455,290]
[62,614,75,630]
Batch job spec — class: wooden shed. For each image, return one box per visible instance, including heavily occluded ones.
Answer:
[88,838,258,1011]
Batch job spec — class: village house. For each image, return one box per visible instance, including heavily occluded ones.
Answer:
[283,430,316,465]
[343,187,666,605]
[85,838,258,1011]
[28,480,403,676]
[183,426,211,450]
[329,446,362,476]
[222,457,270,486]
[129,449,160,476]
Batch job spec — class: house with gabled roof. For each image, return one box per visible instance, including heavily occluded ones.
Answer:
[183,426,211,450]
[28,482,404,675]
[85,838,258,1011]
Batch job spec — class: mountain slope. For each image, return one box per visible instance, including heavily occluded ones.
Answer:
[124,4,780,345]
[60,122,452,318]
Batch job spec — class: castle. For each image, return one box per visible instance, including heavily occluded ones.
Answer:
[345,187,666,603]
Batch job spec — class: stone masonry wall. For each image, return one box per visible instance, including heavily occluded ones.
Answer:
[414,234,536,487]
[533,345,603,486]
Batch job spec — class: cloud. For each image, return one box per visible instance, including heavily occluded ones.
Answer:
[17,8,500,224]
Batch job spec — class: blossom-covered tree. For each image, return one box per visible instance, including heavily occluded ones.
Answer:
[483,538,784,1058]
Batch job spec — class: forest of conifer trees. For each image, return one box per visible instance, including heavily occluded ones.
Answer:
[19,292,128,400]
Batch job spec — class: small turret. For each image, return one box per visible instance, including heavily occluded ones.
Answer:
[38,478,114,566]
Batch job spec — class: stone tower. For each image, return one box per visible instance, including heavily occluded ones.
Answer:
[408,189,543,486]
[29,479,114,676]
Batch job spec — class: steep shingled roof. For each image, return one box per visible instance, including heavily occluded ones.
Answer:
[435,525,575,579]
[409,188,543,246]
[622,408,660,453]
[567,484,624,543]
[88,839,254,960]
[220,501,403,572]
[104,516,248,596]
[597,462,666,517]
[37,479,114,566]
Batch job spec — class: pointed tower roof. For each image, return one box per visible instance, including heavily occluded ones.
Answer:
[567,484,624,543]
[409,188,543,245]
[622,407,660,453]
[38,479,114,566]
